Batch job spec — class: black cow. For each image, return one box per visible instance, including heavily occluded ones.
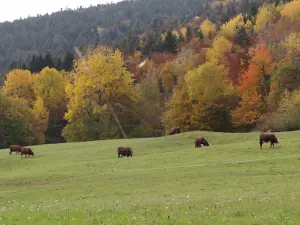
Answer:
[259,133,280,149]
[195,137,210,148]
[118,147,133,158]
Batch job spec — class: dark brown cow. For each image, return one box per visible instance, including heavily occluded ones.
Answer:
[260,133,280,149]
[9,145,22,155]
[169,127,181,135]
[118,147,133,158]
[20,147,35,158]
[195,137,210,148]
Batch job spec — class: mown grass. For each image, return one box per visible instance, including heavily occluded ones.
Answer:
[1,131,300,224]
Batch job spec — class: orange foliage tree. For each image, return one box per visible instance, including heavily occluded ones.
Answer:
[232,45,273,128]
[238,45,273,98]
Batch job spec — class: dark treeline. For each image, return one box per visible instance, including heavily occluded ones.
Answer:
[8,52,74,73]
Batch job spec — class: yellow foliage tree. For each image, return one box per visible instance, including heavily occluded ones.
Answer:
[184,62,235,102]
[206,36,233,65]
[32,97,49,144]
[254,3,279,33]
[160,62,175,93]
[5,96,49,145]
[162,82,192,131]
[2,69,36,104]
[200,19,217,39]
[161,32,167,41]
[172,29,180,39]
[282,32,300,62]
[180,27,188,42]
[281,0,300,21]
[34,67,66,115]
[220,14,245,39]
[163,61,237,132]
[244,19,254,32]
[63,46,137,141]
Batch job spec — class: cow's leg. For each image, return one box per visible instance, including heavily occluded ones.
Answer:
[9,151,12,155]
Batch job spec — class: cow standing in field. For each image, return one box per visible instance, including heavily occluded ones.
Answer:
[118,147,133,158]
[259,133,280,149]
[195,137,210,148]
[20,147,35,158]
[169,127,181,135]
[9,145,22,155]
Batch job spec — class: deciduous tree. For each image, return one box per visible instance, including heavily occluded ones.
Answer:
[254,3,279,33]
[2,69,36,104]
[62,46,137,141]
[200,19,217,39]
[281,0,300,21]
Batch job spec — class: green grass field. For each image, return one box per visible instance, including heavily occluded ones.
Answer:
[1,131,300,225]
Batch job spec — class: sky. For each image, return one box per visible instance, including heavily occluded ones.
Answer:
[0,0,121,22]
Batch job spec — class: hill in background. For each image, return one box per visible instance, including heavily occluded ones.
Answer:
[0,0,271,77]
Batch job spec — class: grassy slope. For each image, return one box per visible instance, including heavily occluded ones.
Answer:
[1,131,300,224]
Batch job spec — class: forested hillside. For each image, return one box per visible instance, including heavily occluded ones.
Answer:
[0,0,282,77]
[1,0,300,148]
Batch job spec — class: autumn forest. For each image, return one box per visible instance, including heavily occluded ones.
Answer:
[1,0,300,148]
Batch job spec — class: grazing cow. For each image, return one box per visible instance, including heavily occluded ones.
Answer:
[169,127,181,135]
[118,147,133,158]
[9,145,22,155]
[259,133,280,149]
[195,137,210,148]
[20,147,35,158]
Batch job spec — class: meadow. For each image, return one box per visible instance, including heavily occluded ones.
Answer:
[1,131,300,225]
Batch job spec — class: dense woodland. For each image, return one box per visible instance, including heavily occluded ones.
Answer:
[0,0,287,77]
[1,0,300,148]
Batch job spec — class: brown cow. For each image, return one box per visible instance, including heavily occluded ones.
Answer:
[195,137,210,148]
[169,127,181,135]
[20,147,35,158]
[118,147,133,158]
[260,133,280,149]
[9,145,22,155]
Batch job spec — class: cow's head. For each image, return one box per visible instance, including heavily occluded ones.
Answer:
[29,149,35,156]
[277,141,281,147]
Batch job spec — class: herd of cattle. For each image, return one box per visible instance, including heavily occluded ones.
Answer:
[8,127,281,159]
[117,127,281,158]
